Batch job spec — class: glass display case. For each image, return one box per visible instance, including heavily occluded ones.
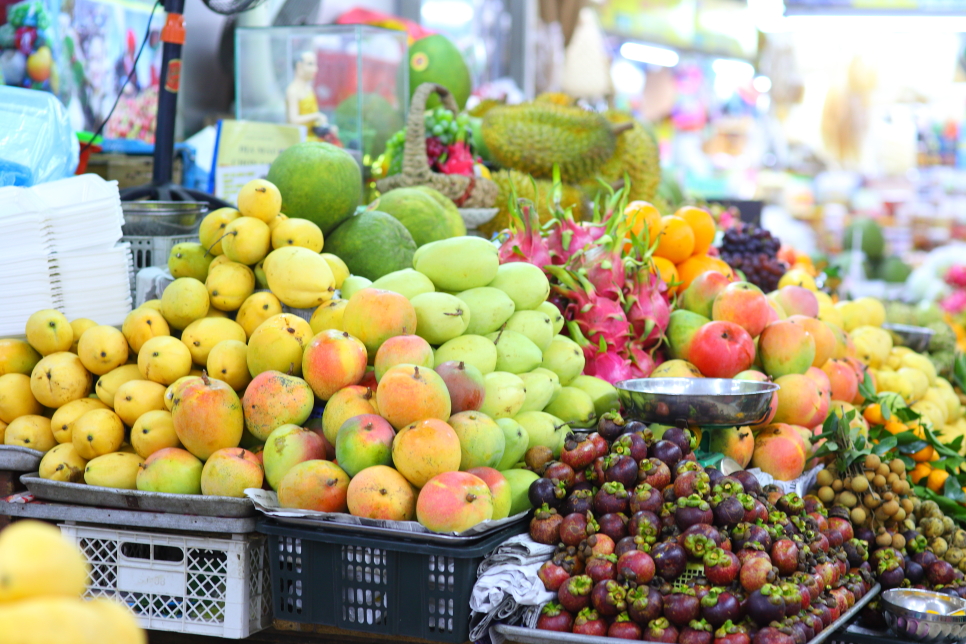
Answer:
[235,24,408,189]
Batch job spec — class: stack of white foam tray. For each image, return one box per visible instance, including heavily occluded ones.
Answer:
[0,174,132,336]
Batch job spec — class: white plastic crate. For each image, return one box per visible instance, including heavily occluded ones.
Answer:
[59,523,272,639]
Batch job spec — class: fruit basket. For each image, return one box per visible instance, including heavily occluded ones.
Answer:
[61,523,271,639]
[121,201,206,279]
[375,83,498,208]
[259,519,522,643]
[0,445,44,471]
[20,473,256,518]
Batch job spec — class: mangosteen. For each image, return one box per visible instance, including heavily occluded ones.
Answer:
[675,470,712,499]
[617,549,656,584]
[643,617,680,643]
[530,505,563,545]
[732,523,772,552]
[561,489,594,516]
[629,510,661,542]
[776,493,805,516]
[877,561,904,590]
[779,583,802,616]
[561,437,597,471]
[624,419,649,436]
[740,557,778,594]
[754,626,794,644]
[590,579,626,616]
[828,517,854,542]
[544,461,576,489]
[684,534,716,561]
[582,533,616,558]
[912,551,939,568]
[536,601,573,632]
[586,553,618,584]
[639,457,672,489]
[572,607,608,636]
[715,620,751,644]
[594,481,630,515]
[586,432,609,458]
[659,502,678,532]
[529,477,565,509]
[905,559,925,584]
[664,486,678,503]
[598,513,629,542]
[843,538,867,568]
[712,477,744,498]
[664,588,701,627]
[782,621,807,644]
[680,619,714,644]
[652,541,688,580]
[627,585,662,625]
[731,470,762,496]
[663,425,694,454]
[629,483,663,514]
[701,588,742,627]
[676,495,714,531]
[652,439,683,468]
[705,548,741,586]
[929,560,957,586]
[746,584,786,626]
[603,454,639,488]
[809,532,829,555]
[676,459,703,478]
[612,432,648,462]
[771,539,800,576]
[608,612,643,640]
[557,575,593,613]
[598,410,626,441]
[712,495,746,527]
[537,560,570,591]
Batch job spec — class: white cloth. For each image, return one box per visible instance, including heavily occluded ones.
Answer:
[470,561,555,613]
[477,533,557,574]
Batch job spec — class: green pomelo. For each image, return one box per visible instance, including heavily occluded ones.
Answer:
[843,217,885,260]
[409,35,472,110]
[325,210,417,281]
[369,188,456,247]
[333,93,403,158]
[877,256,912,283]
[458,287,516,335]
[495,418,528,470]
[435,335,498,374]
[413,186,466,237]
[267,141,361,234]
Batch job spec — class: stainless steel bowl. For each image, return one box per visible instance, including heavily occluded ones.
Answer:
[883,323,935,353]
[882,588,966,642]
[615,378,779,426]
[121,201,208,236]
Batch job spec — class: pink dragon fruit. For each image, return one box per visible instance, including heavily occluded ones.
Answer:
[623,269,670,348]
[570,235,629,301]
[624,342,656,378]
[546,215,604,266]
[440,140,475,176]
[549,267,631,349]
[941,289,966,315]
[565,321,634,383]
[498,202,552,268]
[946,265,966,288]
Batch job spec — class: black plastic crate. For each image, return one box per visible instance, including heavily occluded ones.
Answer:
[258,520,523,643]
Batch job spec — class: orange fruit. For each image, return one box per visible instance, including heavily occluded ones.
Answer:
[624,201,662,252]
[927,468,949,493]
[654,216,695,264]
[676,207,716,256]
[707,256,735,280]
[649,257,679,288]
[883,420,907,436]
[910,462,932,484]
[863,404,885,426]
[912,444,936,463]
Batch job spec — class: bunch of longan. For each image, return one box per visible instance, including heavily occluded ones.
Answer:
[814,454,914,539]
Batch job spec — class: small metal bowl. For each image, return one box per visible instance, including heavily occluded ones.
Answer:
[883,323,935,353]
[615,378,779,427]
[882,588,966,642]
[121,201,208,236]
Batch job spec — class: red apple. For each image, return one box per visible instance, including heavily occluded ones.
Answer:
[688,321,756,378]
[681,271,731,319]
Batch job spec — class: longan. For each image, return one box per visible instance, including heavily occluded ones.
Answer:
[891,459,906,474]
[873,475,887,488]
[892,480,905,494]
[892,533,907,550]
[866,454,881,470]
[851,507,868,525]
[817,469,834,487]
[839,491,858,508]
[851,477,870,493]
[877,463,891,477]
[864,493,881,509]
[883,491,896,501]
[819,486,835,503]
[865,470,876,481]
[832,479,844,492]
[901,498,915,513]
[894,508,906,522]
[887,473,899,485]
[883,500,900,516]
[876,531,893,547]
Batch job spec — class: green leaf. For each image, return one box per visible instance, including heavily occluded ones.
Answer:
[822,412,839,437]
[899,455,916,470]
[951,436,965,453]
[914,486,966,523]
[873,435,897,455]
[858,372,877,401]
[954,352,966,391]
[898,439,928,455]
[945,476,966,503]
[894,430,924,446]
[881,404,891,421]
[896,407,921,423]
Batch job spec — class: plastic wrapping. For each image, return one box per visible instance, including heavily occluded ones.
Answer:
[0,85,79,186]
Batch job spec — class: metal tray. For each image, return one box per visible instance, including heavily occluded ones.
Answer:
[494,583,880,644]
[0,446,44,472]
[121,201,207,236]
[883,323,935,354]
[20,473,256,517]
[0,499,257,533]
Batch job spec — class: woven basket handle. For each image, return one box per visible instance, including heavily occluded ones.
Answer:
[400,83,462,180]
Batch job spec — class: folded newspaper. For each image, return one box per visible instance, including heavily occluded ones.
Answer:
[245,488,527,537]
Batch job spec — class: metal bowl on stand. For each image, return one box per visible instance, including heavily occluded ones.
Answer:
[882,323,935,354]
[882,588,966,642]
[615,378,779,427]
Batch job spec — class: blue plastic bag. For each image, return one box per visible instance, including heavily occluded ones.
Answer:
[0,85,79,187]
